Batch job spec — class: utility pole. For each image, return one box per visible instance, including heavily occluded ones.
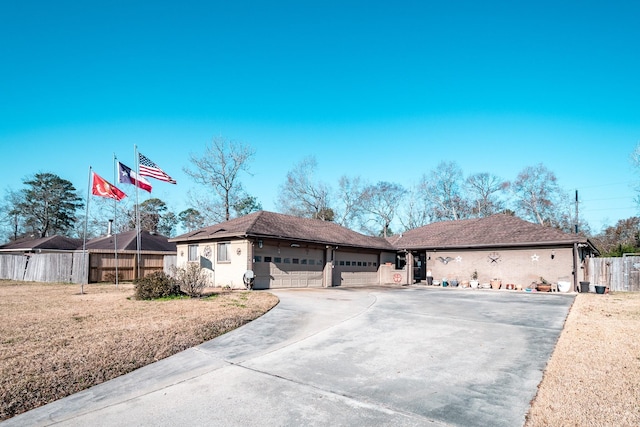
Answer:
[574,190,579,234]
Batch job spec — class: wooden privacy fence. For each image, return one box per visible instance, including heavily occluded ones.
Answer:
[0,251,175,284]
[587,256,640,292]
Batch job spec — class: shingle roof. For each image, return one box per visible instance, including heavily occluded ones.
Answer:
[391,214,587,249]
[84,230,176,252]
[171,211,395,251]
[0,235,82,251]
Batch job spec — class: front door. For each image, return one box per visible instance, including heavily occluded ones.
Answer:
[413,252,426,282]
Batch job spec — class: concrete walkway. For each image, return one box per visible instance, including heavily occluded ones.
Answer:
[3,286,575,427]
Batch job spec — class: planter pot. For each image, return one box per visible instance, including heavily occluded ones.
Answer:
[426,276,433,286]
[515,283,523,291]
[450,280,459,287]
[595,285,606,294]
[557,281,571,293]
[490,279,501,290]
[537,284,551,292]
[579,281,590,293]
[470,280,479,289]
[505,283,515,290]
[460,280,469,288]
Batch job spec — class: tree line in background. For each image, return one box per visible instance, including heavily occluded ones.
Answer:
[2,139,640,256]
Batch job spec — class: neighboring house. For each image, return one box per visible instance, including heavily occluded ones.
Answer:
[0,235,84,282]
[0,235,82,253]
[0,231,176,283]
[170,211,397,289]
[84,230,177,282]
[389,214,599,291]
[172,211,599,291]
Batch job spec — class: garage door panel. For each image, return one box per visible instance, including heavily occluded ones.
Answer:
[333,252,379,287]
[252,245,324,288]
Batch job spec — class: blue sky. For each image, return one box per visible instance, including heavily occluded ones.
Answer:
[1,0,639,234]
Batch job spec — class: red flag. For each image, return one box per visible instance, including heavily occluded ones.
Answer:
[92,172,127,201]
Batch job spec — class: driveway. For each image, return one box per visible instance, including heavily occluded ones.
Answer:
[3,286,575,427]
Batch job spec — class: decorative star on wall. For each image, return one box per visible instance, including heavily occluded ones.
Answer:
[455,256,462,263]
[531,254,539,262]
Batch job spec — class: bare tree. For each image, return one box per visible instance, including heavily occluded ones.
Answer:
[631,142,640,208]
[592,216,640,256]
[399,183,431,231]
[419,161,470,221]
[184,137,256,222]
[0,189,25,241]
[80,196,132,239]
[277,156,333,220]
[360,181,406,237]
[334,175,366,228]
[465,172,509,217]
[512,164,564,226]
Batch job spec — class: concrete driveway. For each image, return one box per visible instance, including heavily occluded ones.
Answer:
[3,286,575,427]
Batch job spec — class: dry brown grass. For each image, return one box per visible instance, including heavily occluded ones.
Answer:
[526,292,640,426]
[0,281,278,421]
[2,282,639,425]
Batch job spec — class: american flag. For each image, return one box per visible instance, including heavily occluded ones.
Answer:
[138,153,177,184]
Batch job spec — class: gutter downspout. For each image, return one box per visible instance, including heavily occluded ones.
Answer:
[573,242,579,292]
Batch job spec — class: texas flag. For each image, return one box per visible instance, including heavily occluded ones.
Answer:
[118,161,152,193]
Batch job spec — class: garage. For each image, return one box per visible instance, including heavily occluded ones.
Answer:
[333,250,380,287]
[252,244,325,289]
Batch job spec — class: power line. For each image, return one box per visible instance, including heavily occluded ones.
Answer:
[575,181,637,190]
[582,196,635,202]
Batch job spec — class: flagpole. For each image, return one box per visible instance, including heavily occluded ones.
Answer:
[113,153,119,289]
[82,166,92,295]
[134,145,141,280]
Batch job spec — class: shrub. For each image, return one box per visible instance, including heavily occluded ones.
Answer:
[170,264,209,297]
[103,272,124,283]
[134,272,181,300]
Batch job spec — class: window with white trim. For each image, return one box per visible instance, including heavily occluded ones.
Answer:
[188,245,198,262]
[217,242,230,262]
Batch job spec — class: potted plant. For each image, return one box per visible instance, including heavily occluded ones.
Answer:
[470,270,479,289]
[579,280,590,293]
[536,277,552,292]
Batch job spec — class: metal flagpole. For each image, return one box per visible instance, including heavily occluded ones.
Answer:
[113,153,119,288]
[134,145,141,280]
[82,166,92,295]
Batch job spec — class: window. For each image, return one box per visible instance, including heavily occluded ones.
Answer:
[254,256,262,262]
[217,242,230,262]
[346,261,351,266]
[301,259,307,265]
[283,258,291,264]
[339,261,345,266]
[293,258,299,264]
[357,261,362,266]
[274,257,282,263]
[308,259,315,265]
[188,245,198,262]
[265,256,272,262]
